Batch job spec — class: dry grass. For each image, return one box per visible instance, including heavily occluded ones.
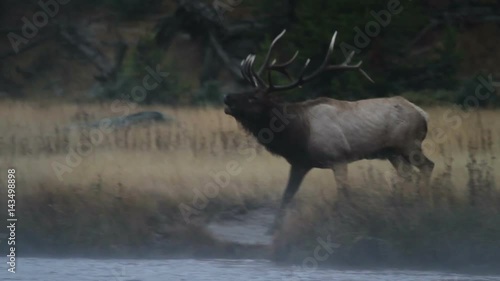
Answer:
[0,100,499,266]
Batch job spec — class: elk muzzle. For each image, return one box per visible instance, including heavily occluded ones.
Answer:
[223,94,235,115]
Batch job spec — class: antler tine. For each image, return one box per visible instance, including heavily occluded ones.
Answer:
[238,29,294,90]
[241,55,251,83]
[325,50,362,70]
[359,69,374,83]
[302,31,338,81]
[326,50,374,83]
[244,55,253,85]
[264,31,338,92]
[257,29,287,75]
[323,49,375,83]
[267,50,299,80]
[344,50,356,65]
[240,58,250,83]
[249,55,268,88]
[240,29,374,93]
[244,55,258,87]
[270,50,299,68]
[268,58,311,92]
[266,30,374,92]
[297,58,312,85]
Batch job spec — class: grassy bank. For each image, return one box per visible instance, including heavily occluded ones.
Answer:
[0,101,499,269]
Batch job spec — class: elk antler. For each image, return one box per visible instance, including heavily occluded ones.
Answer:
[240,29,374,93]
[241,29,290,88]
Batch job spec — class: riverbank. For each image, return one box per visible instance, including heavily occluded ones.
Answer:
[0,102,499,271]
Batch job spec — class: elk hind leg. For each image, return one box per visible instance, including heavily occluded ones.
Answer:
[332,163,349,198]
[388,154,414,182]
[408,147,434,186]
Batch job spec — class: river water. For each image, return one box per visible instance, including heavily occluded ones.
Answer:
[4,258,500,281]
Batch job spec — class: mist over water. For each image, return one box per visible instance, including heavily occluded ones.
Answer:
[5,258,500,281]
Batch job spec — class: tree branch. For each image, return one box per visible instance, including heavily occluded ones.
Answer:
[208,33,243,80]
[59,25,127,82]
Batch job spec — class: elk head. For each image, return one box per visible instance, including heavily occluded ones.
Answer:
[223,29,373,124]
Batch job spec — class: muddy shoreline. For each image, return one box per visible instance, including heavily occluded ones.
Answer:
[6,205,500,276]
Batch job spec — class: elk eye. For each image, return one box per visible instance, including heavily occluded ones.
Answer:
[248,97,257,103]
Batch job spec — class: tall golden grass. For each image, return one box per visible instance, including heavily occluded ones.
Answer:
[0,100,499,266]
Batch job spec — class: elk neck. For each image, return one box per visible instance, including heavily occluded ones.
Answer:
[237,101,313,165]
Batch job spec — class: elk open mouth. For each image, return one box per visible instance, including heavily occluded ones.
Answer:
[223,101,235,115]
[224,106,233,115]
[223,94,235,115]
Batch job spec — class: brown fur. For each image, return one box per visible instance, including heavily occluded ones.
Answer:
[224,93,434,201]
[224,29,434,233]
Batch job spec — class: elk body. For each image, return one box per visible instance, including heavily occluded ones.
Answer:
[223,30,434,231]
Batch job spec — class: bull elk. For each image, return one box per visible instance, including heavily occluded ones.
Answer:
[223,29,434,232]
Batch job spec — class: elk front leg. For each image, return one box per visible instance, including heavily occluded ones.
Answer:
[269,165,310,234]
[388,154,414,181]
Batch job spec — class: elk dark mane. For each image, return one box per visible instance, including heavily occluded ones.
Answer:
[233,99,312,165]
